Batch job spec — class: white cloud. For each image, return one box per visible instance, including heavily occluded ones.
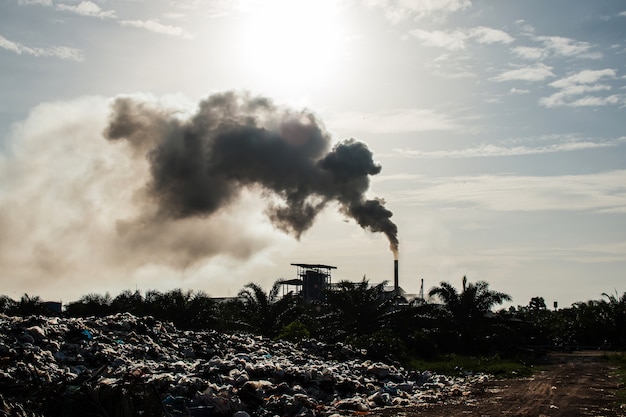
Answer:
[550,69,617,88]
[539,85,612,107]
[511,45,545,60]
[328,108,461,134]
[168,0,235,14]
[0,35,21,54]
[434,69,477,79]
[491,63,554,82]
[566,95,623,107]
[410,29,466,49]
[514,19,535,34]
[619,11,626,17]
[535,35,602,59]
[540,69,622,107]
[364,0,471,22]
[393,137,626,158]
[0,34,84,61]
[509,88,529,94]
[56,1,116,19]
[120,20,194,39]
[410,26,513,50]
[468,26,514,45]
[393,170,626,213]
[424,53,478,78]
[18,0,52,5]
[511,35,601,62]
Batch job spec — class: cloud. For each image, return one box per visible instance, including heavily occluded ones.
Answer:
[328,108,462,134]
[427,53,477,78]
[491,63,554,82]
[511,45,545,60]
[620,11,626,17]
[514,19,535,34]
[393,136,626,158]
[0,34,84,61]
[120,20,194,39]
[21,0,192,39]
[511,35,601,62]
[509,88,530,94]
[18,0,52,5]
[393,170,626,213]
[409,26,513,50]
[433,69,477,79]
[364,0,471,22]
[165,0,246,18]
[410,29,466,50]
[550,69,617,88]
[540,69,623,107]
[535,35,602,59]
[562,95,623,107]
[56,1,116,18]
[469,26,514,45]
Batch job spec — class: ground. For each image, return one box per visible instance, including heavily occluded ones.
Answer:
[371,351,625,417]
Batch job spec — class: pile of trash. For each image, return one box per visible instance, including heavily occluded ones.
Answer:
[0,313,489,416]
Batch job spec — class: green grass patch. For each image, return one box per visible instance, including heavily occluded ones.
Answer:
[606,352,626,405]
[407,354,535,379]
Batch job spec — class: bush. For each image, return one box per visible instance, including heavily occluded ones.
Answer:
[277,320,310,342]
[348,329,407,362]
[406,330,438,360]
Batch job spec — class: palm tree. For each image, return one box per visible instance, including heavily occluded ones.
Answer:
[315,278,411,360]
[319,278,396,340]
[236,280,299,337]
[185,291,218,330]
[600,291,626,348]
[428,276,512,352]
[429,276,511,322]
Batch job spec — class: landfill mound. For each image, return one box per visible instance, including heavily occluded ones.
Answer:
[0,312,488,417]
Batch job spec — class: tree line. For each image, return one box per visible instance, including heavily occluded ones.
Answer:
[2,277,624,362]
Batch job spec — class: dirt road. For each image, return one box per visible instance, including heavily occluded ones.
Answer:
[372,351,625,417]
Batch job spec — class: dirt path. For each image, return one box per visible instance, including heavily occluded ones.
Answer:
[372,351,625,417]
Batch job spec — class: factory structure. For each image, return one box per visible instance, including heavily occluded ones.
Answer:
[280,260,418,303]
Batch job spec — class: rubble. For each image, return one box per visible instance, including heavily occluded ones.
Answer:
[0,313,489,416]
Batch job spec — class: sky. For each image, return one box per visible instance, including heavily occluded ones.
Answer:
[1,0,625,309]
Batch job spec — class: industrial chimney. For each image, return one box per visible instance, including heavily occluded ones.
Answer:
[394,259,399,294]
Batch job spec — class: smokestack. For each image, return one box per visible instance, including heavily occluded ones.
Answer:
[394,258,399,294]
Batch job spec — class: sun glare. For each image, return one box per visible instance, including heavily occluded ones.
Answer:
[235,0,347,101]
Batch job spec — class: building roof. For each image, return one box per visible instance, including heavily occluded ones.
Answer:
[281,279,304,286]
[290,263,337,269]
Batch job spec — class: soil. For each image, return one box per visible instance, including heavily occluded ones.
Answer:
[370,351,625,417]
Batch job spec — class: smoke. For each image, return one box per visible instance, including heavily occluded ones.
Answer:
[0,92,398,300]
[104,91,399,255]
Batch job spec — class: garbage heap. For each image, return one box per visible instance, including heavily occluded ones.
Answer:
[0,313,489,417]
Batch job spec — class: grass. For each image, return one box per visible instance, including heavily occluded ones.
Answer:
[407,354,535,379]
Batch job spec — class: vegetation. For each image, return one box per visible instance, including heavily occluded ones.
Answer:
[2,276,626,370]
[408,354,534,378]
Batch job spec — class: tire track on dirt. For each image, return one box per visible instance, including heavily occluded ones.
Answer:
[371,351,625,417]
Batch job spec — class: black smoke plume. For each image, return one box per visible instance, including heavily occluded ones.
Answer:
[104,92,399,256]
